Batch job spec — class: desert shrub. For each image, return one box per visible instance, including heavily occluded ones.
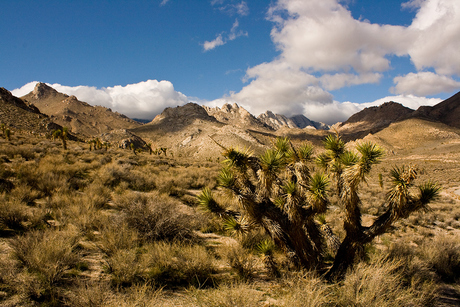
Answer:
[99,220,139,256]
[64,280,115,307]
[64,200,107,235]
[83,182,112,209]
[142,241,215,287]
[106,248,144,287]
[0,145,38,160]
[221,244,256,281]
[112,283,166,307]
[10,229,83,283]
[333,259,437,307]
[122,192,197,243]
[9,183,42,205]
[194,283,265,307]
[96,163,155,191]
[385,241,437,284]
[0,198,31,234]
[106,242,215,288]
[278,272,332,307]
[95,163,131,188]
[9,228,85,304]
[419,235,460,283]
[0,178,14,193]
[126,169,156,192]
[0,245,19,300]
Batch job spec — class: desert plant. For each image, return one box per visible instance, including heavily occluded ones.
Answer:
[53,127,69,150]
[4,128,11,141]
[194,283,265,307]
[9,229,84,304]
[199,136,440,280]
[333,259,437,307]
[122,192,197,243]
[223,244,256,281]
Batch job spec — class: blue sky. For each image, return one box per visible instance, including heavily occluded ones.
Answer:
[3,0,460,124]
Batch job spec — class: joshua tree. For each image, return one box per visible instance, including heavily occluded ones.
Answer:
[199,137,329,270]
[130,143,136,155]
[145,143,153,155]
[52,127,68,150]
[4,128,11,141]
[198,136,440,280]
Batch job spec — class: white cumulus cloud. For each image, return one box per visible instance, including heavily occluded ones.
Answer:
[392,72,460,96]
[224,0,460,123]
[12,80,189,120]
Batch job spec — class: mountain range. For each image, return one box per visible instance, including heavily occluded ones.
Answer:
[1,82,459,158]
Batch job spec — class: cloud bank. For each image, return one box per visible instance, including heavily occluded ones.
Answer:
[221,0,460,122]
[12,80,189,120]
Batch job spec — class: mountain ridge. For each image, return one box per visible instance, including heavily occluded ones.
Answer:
[21,83,141,137]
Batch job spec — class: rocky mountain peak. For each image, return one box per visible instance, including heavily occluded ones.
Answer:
[204,103,267,129]
[258,111,329,130]
[32,82,61,100]
[258,111,298,129]
[153,103,216,124]
[344,101,414,125]
[0,87,41,114]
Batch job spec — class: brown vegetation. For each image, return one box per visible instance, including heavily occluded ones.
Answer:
[0,121,459,306]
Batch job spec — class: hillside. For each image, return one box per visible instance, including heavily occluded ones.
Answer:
[354,118,460,159]
[412,91,460,129]
[338,101,414,139]
[0,87,61,134]
[130,102,273,159]
[21,83,141,137]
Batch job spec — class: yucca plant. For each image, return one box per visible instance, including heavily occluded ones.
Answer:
[199,139,328,270]
[324,146,439,281]
[52,127,68,150]
[200,136,440,280]
[256,238,280,277]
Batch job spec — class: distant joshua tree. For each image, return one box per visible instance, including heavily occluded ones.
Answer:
[4,128,11,141]
[130,143,136,155]
[145,143,153,155]
[198,136,440,280]
[52,127,68,150]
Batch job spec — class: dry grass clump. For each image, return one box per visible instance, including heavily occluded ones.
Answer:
[65,281,168,307]
[419,235,460,283]
[96,162,156,191]
[193,283,265,307]
[98,220,140,256]
[334,259,437,307]
[220,244,257,281]
[0,198,31,233]
[121,191,198,243]
[106,242,215,288]
[7,228,85,305]
[276,272,332,307]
